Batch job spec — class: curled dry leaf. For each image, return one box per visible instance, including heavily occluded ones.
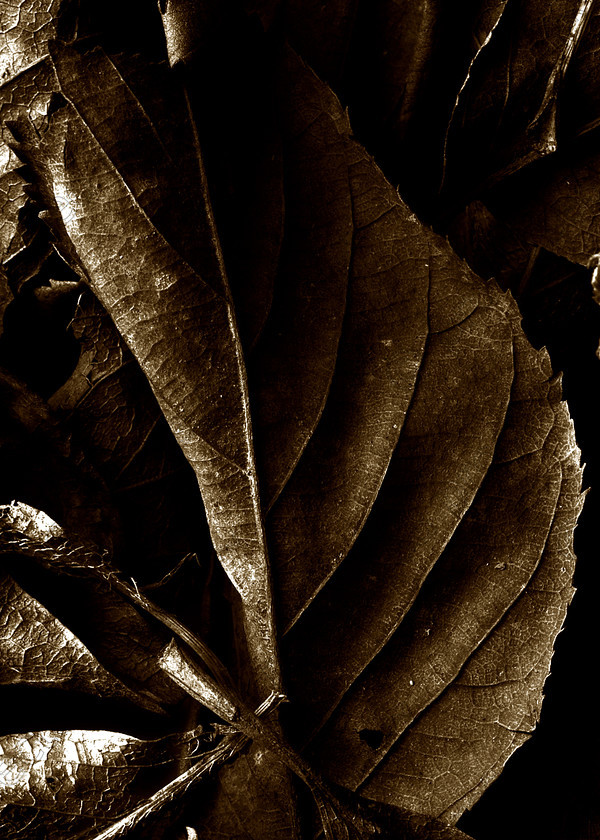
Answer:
[0,725,210,840]
[442,0,595,202]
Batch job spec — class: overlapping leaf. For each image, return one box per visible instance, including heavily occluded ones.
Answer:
[0,725,209,839]
[0,2,589,838]
[0,501,184,710]
[0,565,154,707]
[442,0,595,202]
[258,50,582,823]
[14,43,281,705]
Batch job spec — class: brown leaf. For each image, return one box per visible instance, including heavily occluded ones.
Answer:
[0,10,586,837]
[0,564,160,711]
[442,0,595,204]
[0,500,184,709]
[256,51,583,822]
[0,725,209,839]
[0,0,67,85]
[15,48,281,703]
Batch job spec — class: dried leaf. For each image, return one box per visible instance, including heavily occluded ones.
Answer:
[0,725,208,839]
[443,0,595,203]
[259,51,583,822]
[0,567,161,711]
[15,48,281,701]
[0,501,185,708]
[0,4,589,837]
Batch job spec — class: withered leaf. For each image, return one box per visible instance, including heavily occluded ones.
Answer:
[259,52,583,822]
[0,501,184,709]
[15,47,281,703]
[157,4,351,506]
[0,725,209,839]
[0,564,160,711]
[442,0,595,204]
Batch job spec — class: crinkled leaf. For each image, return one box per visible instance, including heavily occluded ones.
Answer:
[257,52,583,822]
[0,0,67,85]
[442,0,594,203]
[15,47,281,703]
[0,5,588,838]
[0,725,209,839]
[0,501,185,709]
[158,5,351,505]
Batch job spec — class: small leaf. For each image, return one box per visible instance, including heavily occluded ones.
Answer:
[0,567,162,712]
[0,725,209,839]
[0,501,185,708]
[484,136,600,267]
[443,0,595,202]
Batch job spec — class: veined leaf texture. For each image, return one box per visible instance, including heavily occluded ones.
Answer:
[0,1,596,839]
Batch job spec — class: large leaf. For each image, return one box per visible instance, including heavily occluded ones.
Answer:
[0,5,588,838]
[14,46,281,703]
[258,50,583,822]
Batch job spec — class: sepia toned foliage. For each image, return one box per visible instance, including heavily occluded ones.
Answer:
[0,1,596,838]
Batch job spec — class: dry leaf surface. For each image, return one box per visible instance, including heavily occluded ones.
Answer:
[0,2,591,839]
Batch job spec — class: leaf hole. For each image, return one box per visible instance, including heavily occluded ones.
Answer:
[359,728,384,750]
